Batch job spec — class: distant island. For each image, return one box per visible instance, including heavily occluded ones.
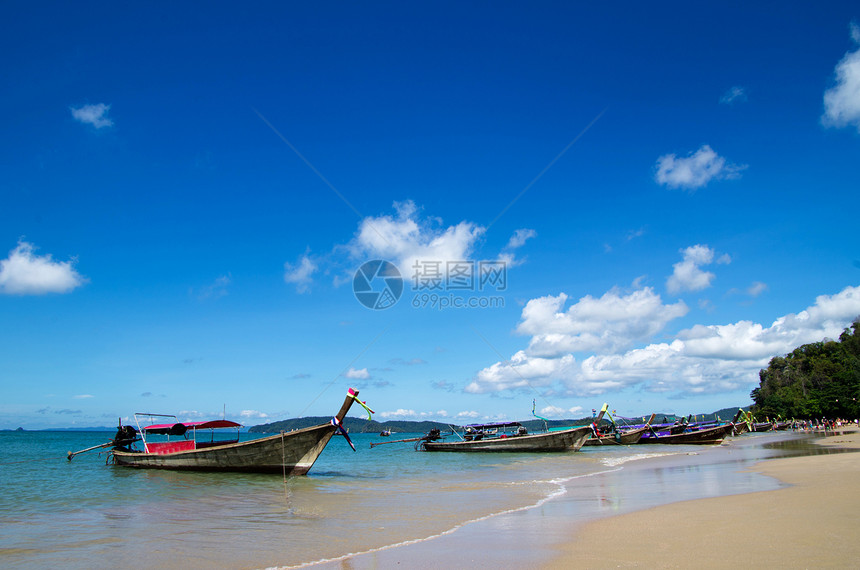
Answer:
[248,407,746,434]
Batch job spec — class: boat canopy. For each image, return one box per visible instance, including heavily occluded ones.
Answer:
[464,422,522,430]
[143,420,242,435]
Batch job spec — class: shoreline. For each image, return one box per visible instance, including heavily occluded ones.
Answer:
[547,427,860,568]
[306,430,837,569]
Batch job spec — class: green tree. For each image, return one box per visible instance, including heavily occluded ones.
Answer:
[751,319,860,419]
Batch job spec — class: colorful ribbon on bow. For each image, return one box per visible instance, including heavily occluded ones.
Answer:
[348,387,374,420]
[331,416,356,452]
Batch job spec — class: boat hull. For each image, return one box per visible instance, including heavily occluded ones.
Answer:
[112,423,338,474]
[582,426,647,446]
[421,426,591,452]
[111,388,360,474]
[638,424,727,445]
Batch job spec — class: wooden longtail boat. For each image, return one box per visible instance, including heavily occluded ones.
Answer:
[638,423,728,445]
[419,422,592,452]
[108,388,361,474]
[583,413,655,446]
[583,425,649,446]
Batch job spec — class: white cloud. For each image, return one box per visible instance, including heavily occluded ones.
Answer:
[343,367,370,380]
[284,254,317,293]
[455,410,480,419]
[469,284,860,398]
[196,274,231,300]
[349,200,485,278]
[0,241,87,295]
[239,410,269,419]
[73,394,94,399]
[177,410,205,420]
[720,86,747,105]
[539,405,583,418]
[655,145,745,190]
[291,201,519,292]
[517,287,688,356]
[377,408,450,420]
[822,23,860,132]
[506,228,537,249]
[70,103,113,129]
[666,245,726,295]
[378,408,417,419]
[467,351,577,394]
[748,281,768,297]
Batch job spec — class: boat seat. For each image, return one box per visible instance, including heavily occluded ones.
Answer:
[146,440,195,454]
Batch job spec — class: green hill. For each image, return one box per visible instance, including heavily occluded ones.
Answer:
[752,320,860,419]
[247,408,748,434]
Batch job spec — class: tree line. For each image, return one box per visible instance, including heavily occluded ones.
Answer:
[751,319,860,419]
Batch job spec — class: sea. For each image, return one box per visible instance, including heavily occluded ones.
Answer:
[0,428,835,569]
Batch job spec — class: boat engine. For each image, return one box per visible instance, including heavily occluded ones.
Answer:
[112,423,139,451]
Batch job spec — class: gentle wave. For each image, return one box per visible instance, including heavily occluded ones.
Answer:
[272,466,625,570]
[599,451,682,467]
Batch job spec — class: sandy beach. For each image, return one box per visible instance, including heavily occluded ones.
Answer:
[549,427,860,569]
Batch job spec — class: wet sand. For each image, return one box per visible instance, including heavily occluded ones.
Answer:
[307,431,823,569]
[548,427,860,568]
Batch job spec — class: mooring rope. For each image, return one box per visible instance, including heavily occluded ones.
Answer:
[281,431,289,505]
[294,326,390,418]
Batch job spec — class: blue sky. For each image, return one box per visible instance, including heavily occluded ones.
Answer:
[2,2,860,429]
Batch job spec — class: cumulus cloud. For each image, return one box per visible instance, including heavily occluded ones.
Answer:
[0,241,87,295]
[70,103,113,128]
[655,145,745,190]
[349,200,485,278]
[516,287,688,356]
[284,254,317,293]
[822,23,860,132]
[666,245,728,295]
[469,284,860,398]
[343,367,370,380]
[467,351,578,394]
[288,201,521,292]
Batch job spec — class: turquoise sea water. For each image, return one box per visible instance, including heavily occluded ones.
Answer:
[0,429,828,569]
